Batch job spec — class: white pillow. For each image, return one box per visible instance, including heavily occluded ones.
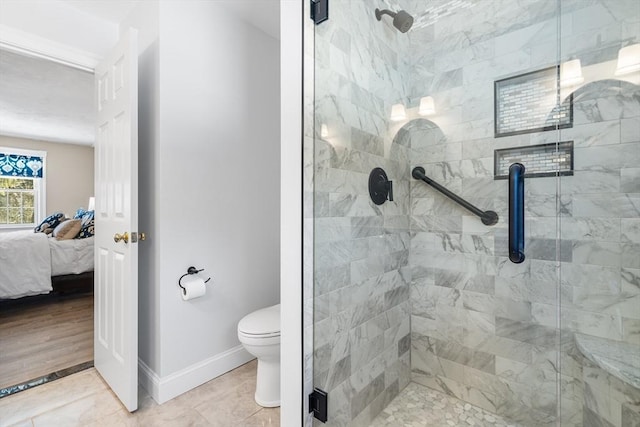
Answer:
[53,219,82,240]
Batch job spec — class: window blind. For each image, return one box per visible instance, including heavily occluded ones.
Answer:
[0,153,44,178]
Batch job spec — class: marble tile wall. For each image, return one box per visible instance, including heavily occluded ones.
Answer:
[401,0,563,418]
[309,1,415,425]
[400,1,640,426]
[558,79,640,427]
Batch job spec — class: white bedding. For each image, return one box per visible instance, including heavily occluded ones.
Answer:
[50,236,95,276]
[0,230,52,299]
[0,231,94,299]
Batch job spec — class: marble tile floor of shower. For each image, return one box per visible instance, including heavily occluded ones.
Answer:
[0,359,279,427]
[371,382,520,427]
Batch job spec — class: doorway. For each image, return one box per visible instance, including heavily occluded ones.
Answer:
[0,48,96,396]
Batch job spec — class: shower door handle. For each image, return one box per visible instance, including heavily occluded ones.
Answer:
[509,163,525,264]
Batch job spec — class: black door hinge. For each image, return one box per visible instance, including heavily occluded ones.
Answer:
[311,0,329,25]
[309,388,328,422]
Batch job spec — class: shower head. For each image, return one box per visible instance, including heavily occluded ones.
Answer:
[375,8,414,33]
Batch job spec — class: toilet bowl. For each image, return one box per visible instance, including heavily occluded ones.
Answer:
[237,304,280,407]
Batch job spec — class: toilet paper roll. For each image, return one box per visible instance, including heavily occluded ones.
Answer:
[181,275,206,301]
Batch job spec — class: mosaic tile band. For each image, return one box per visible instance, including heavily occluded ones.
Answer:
[494,141,574,179]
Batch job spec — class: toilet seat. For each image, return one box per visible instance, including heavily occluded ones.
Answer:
[238,304,280,337]
[237,333,280,347]
[239,330,280,338]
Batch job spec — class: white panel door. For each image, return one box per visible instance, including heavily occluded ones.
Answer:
[94,28,139,412]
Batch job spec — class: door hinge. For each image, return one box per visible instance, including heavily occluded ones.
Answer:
[310,0,329,25]
[309,388,328,422]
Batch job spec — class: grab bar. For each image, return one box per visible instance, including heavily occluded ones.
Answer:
[509,163,525,264]
[412,166,499,226]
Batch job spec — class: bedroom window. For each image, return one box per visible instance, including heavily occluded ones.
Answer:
[0,178,38,225]
[0,148,46,228]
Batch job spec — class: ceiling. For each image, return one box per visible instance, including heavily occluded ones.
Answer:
[216,0,280,40]
[0,0,280,147]
[62,0,140,25]
[0,49,94,145]
[59,0,280,39]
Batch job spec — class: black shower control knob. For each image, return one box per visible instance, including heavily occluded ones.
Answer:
[369,167,393,205]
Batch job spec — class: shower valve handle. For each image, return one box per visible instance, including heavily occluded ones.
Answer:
[369,167,393,205]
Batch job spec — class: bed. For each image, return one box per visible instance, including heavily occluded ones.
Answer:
[0,230,94,299]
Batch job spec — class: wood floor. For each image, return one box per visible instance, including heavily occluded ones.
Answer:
[0,293,93,390]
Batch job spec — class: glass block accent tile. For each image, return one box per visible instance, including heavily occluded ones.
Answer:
[494,141,574,179]
[494,67,573,137]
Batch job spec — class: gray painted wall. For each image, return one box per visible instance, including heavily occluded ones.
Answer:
[124,0,281,401]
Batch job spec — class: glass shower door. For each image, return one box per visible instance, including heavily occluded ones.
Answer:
[307,1,572,425]
[558,1,640,426]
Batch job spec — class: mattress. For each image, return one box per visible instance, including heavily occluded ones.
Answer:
[49,236,95,276]
[0,230,52,299]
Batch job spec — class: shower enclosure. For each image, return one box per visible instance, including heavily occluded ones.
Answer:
[303,0,639,426]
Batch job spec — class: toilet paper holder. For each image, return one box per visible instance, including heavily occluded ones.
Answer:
[178,266,212,295]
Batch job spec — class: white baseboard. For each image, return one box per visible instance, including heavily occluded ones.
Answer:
[138,345,254,404]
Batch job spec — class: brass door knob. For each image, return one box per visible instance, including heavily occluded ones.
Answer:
[114,232,129,243]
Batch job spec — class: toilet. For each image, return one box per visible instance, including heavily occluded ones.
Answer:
[237,304,281,407]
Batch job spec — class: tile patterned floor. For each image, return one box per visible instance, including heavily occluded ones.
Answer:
[0,359,279,427]
[0,359,521,427]
[371,382,520,427]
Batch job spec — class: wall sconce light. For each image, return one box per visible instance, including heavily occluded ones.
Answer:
[615,43,640,76]
[88,196,95,211]
[390,103,407,121]
[560,59,584,87]
[418,96,436,116]
[320,124,329,138]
